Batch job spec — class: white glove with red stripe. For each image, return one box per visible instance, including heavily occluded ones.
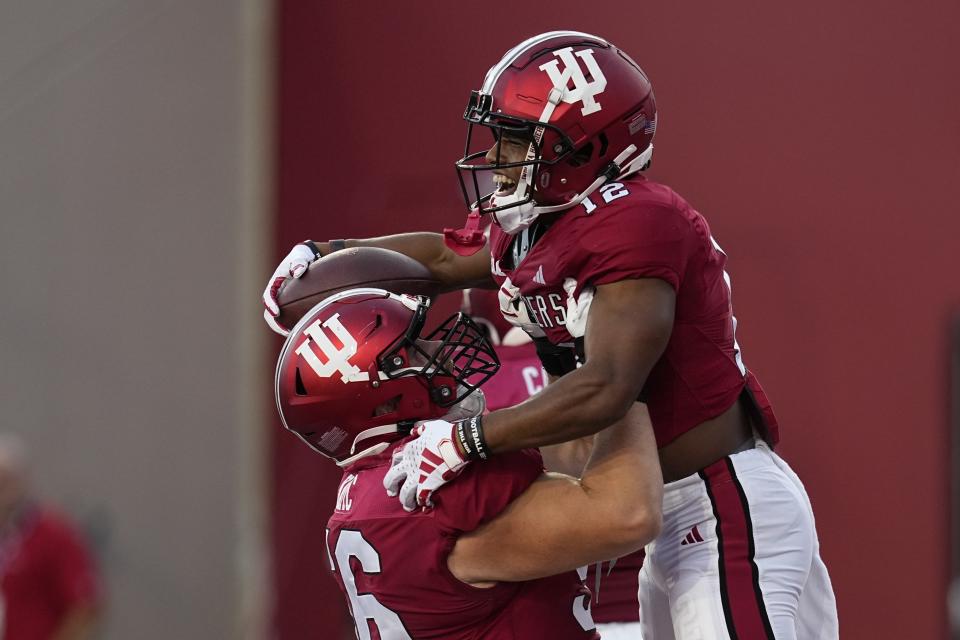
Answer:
[497,277,546,339]
[262,241,322,336]
[383,420,470,511]
[562,278,595,339]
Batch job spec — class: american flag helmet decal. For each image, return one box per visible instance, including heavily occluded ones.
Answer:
[628,111,657,137]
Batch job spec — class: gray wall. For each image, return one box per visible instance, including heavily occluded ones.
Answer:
[0,1,271,637]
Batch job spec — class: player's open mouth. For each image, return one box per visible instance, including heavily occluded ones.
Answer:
[492,174,517,197]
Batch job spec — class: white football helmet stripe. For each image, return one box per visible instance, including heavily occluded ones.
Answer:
[481,31,609,95]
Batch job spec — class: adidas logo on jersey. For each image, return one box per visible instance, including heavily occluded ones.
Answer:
[680,525,705,546]
[533,265,546,285]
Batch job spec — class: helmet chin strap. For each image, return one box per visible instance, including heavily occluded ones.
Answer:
[333,387,488,467]
[492,143,651,235]
[336,425,399,467]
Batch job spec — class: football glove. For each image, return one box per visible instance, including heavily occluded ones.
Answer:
[563,278,595,339]
[497,277,546,339]
[262,241,322,336]
[383,420,470,511]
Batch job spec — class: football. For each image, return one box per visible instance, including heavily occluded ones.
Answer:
[274,246,442,331]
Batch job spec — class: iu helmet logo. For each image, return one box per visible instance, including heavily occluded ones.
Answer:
[294,313,368,384]
[538,47,608,116]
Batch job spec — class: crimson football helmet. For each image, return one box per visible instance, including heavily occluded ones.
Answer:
[275,288,499,466]
[455,31,657,234]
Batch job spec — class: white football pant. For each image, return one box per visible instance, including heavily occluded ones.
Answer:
[639,441,839,640]
[596,621,644,639]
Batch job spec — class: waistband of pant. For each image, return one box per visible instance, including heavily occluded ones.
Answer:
[662,440,774,507]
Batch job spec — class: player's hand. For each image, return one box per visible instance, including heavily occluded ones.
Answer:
[562,278,595,339]
[262,241,322,336]
[383,420,469,511]
[497,277,546,338]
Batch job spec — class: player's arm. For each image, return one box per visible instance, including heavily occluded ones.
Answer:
[386,277,673,510]
[264,234,492,314]
[482,276,674,452]
[447,402,662,583]
[263,233,495,333]
[310,234,494,292]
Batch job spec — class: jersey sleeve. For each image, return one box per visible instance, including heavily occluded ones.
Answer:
[575,200,693,293]
[433,449,544,533]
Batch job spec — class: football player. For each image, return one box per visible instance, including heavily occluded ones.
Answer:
[276,288,662,639]
[265,31,838,640]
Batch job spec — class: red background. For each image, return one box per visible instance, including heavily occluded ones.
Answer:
[271,2,960,638]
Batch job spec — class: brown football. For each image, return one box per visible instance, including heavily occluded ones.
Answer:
[275,246,442,331]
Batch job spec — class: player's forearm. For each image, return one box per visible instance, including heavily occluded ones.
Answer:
[315,233,492,291]
[482,364,638,453]
[449,473,647,583]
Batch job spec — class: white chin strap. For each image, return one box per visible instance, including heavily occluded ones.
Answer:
[334,388,487,467]
[336,423,399,467]
[491,142,653,235]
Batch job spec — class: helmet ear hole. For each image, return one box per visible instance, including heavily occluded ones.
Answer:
[597,133,609,158]
[567,142,594,167]
[295,368,308,396]
[372,395,403,418]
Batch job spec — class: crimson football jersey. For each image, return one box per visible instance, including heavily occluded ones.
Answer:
[326,443,599,639]
[488,174,779,447]
[480,342,547,411]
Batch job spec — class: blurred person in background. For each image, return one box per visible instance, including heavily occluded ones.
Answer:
[275,289,662,638]
[464,286,646,640]
[0,434,101,640]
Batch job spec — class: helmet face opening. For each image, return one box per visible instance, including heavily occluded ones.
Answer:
[379,310,499,408]
[455,91,576,215]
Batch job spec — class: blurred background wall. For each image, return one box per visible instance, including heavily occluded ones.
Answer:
[2,0,958,638]
[0,0,271,638]
[273,1,960,639]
